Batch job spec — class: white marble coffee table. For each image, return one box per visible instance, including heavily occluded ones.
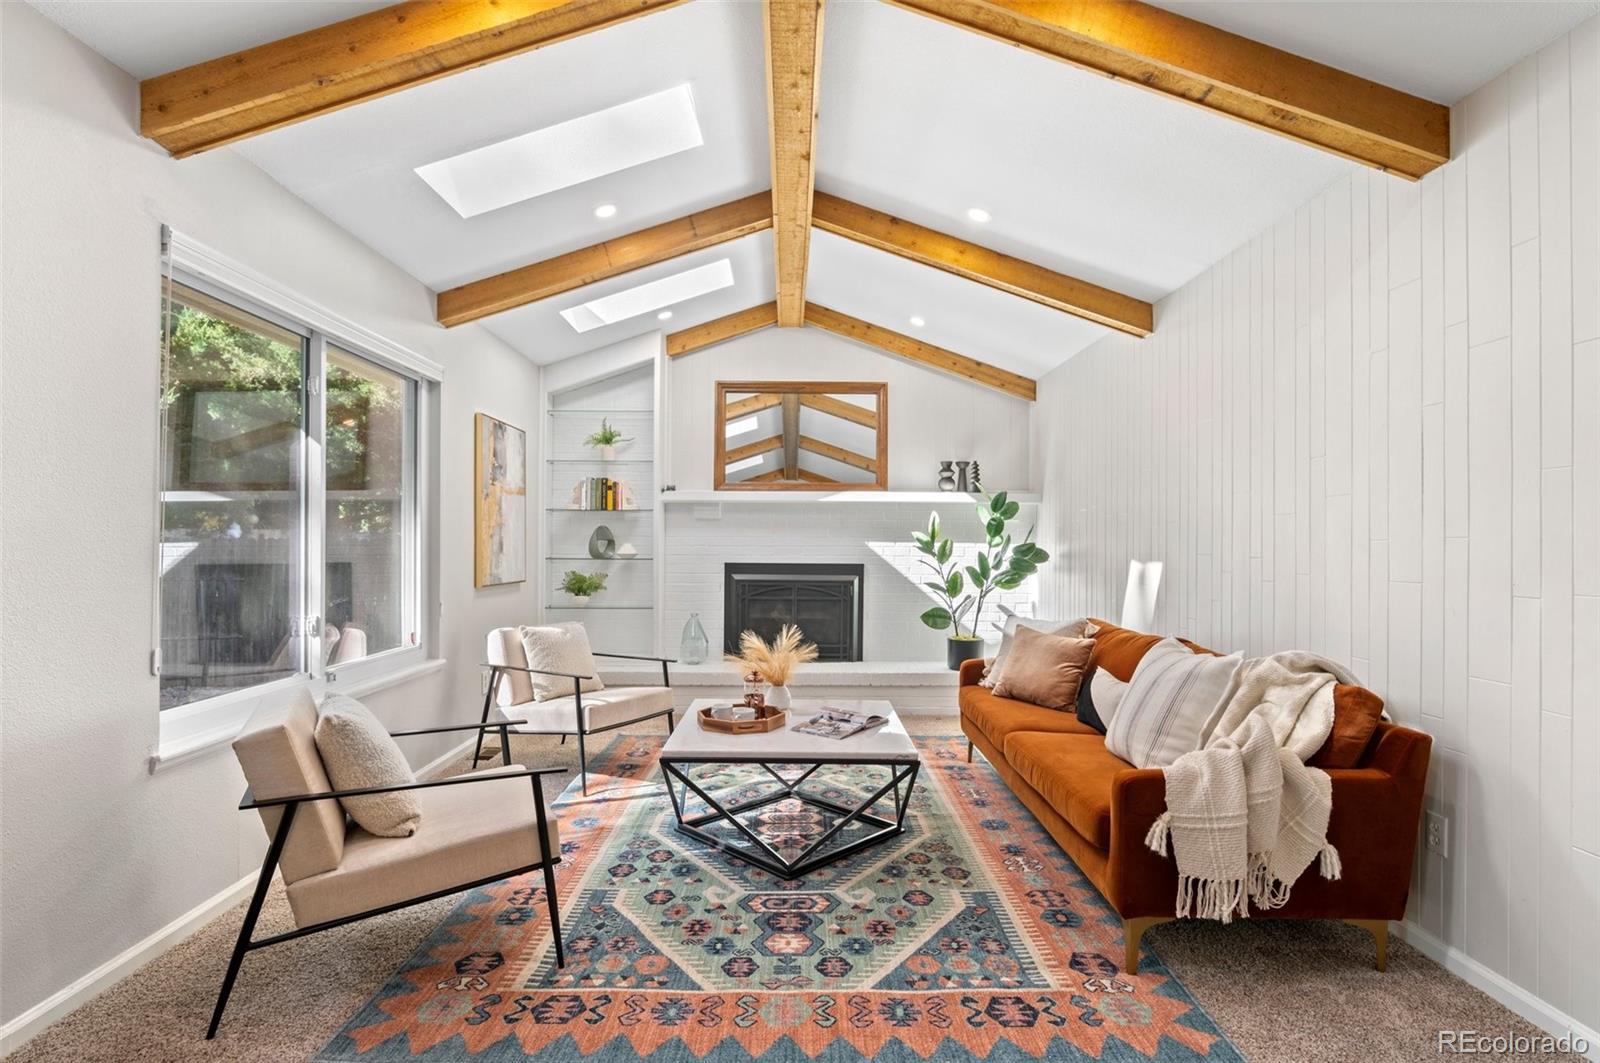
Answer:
[659,698,921,878]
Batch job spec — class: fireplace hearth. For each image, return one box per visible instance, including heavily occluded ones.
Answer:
[724,563,864,662]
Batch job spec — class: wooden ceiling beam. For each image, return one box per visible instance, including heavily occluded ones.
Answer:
[141,0,688,157]
[437,193,772,327]
[799,435,876,473]
[666,302,779,357]
[887,0,1449,179]
[800,393,879,429]
[724,392,784,418]
[726,434,785,464]
[804,303,1036,401]
[764,0,826,326]
[813,192,1152,336]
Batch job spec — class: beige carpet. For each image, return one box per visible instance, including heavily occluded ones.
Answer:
[8,721,1581,1063]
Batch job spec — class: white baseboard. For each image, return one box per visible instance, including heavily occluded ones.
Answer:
[416,735,477,779]
[0,871,256,1056]
[1396,920,1599,1061]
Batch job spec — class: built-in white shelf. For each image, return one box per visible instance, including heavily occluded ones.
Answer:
[659,490,1040,505]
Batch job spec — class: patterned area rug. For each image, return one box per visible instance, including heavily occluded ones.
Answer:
[316,735,1241,1062]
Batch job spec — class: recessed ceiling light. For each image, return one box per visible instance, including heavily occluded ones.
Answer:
[594,203,618,219]
[966,207,991,224]
[560,259,735,333]
[416,85,704,219]
[909,315,926,328]
[657,310,673,321]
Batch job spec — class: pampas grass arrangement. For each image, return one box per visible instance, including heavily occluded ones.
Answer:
[729,624,818,686]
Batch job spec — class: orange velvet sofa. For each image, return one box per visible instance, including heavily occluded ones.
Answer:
[959,619,1432,974]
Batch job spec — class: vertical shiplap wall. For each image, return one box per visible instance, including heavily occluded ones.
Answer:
[1035,16,1600,1033]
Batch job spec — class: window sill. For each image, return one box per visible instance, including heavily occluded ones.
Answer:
[149,657,448,773]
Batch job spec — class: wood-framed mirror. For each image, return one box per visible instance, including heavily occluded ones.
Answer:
[714,381,888,491]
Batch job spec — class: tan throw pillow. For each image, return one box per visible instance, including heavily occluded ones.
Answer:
[313,694,420,838]
[519,622,604,702]
[983,615,1097,689]
[991,627,1096,710]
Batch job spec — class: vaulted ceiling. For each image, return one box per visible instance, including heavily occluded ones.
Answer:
[30,0,1600,391]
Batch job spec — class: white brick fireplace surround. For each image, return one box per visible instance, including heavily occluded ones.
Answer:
[602,495,1039,713]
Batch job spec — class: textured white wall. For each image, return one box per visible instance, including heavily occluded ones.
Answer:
[1035,15,1600,1037]
[0,3,541,1026]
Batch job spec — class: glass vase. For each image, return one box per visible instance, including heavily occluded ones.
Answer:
[680,612,709,665]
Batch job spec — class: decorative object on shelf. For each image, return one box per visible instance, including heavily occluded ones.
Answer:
[616,542,639,558]
[954,460,971,492]
[714,380,889,491]
[680,613,710,664]
[742,670,765,709]
[568,477,636,510]
[560,569,607,605]
[728,624,816,710]
[937,460,957,491]
[583,418,633,461]
[697,703,787,734]
[912,491,1052,669]
[587,525,616,559]
[969,460,982,493]
[473,413,527,588]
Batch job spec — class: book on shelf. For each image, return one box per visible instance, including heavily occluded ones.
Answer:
[792,707,889,740]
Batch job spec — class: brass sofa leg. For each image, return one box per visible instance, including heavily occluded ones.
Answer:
[1347,919,1389,971]
[1123,917,1170,975]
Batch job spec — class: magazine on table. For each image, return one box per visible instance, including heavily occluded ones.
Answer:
[793,707,889,740]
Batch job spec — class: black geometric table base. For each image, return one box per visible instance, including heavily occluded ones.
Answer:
[659,757,921,879]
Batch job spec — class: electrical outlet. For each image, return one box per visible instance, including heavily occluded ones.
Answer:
[1425,811,1449,858]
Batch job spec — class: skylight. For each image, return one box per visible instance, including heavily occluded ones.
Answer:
[416,85,703,219]
[560,259,734,333]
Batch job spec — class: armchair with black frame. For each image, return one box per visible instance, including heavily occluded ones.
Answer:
[212,688,566,1040]
[481,627,677,795]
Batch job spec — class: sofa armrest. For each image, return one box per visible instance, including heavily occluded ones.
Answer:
[959,658,988,687]
[1108,727,1433,919]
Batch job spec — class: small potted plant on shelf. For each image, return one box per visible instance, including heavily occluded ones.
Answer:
[913,491,1051,669]
[728,623,818,709]
[561,569,608,606]
[583,418,633,461]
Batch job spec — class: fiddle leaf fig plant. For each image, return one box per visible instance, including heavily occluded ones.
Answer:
[913,491,1050,640]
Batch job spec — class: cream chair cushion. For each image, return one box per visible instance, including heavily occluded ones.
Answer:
[233,688,346,883]
[314,694,421,837]
[487,627,537,708]
[499,686,673,734]
[519,622,603,702]
[284,765,558,927]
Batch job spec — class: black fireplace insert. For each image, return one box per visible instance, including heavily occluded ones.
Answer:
[724,563,864,662]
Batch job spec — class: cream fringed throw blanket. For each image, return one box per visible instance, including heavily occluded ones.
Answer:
[1144,651,1361,922]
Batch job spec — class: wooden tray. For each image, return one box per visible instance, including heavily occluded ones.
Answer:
[698,706,788,734]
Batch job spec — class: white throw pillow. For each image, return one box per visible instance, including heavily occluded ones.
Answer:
[1105,638,1243,768]
[519,622,604,702]
[1090,668,1129,727]
[983,615,1097,689]
[314,694,421,837]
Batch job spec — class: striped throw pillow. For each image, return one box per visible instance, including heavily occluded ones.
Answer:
[1105,637,1243,768]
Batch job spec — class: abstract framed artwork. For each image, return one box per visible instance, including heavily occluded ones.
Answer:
[473,413,527,587]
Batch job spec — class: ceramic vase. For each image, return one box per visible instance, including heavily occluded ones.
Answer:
[598,444,616,461]
[570,595,590,606]
[937,460,957,491]
[763,683,793,709]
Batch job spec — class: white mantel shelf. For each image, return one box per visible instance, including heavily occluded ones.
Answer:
[600,660,970,687]
[659,490,1040,505]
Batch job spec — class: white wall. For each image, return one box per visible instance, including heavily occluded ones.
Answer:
[1034,14,1600,1038]
[665,326,1032,491]
[0,3,542,1028]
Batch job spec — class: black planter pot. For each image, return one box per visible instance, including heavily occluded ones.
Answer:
[946,637,986,671]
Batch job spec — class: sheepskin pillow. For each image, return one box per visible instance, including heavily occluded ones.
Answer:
[983,615,1097,688]
[519,622,604,702]
[1105,637,1244,768]
[314,694,421,837]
